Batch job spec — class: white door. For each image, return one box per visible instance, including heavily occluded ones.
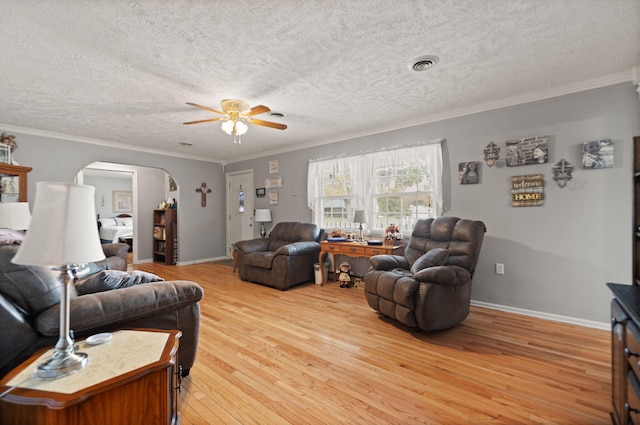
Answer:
[226,170,254,259]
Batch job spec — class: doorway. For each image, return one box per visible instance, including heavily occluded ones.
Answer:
[77,162,177,264]
[226,170,254,259]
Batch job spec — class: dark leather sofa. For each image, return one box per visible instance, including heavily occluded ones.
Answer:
[235,222,323,290]
[0,243,203,378]
[364,217,486,331]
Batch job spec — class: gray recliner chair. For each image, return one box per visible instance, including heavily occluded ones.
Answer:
[235,222,322,290]
[364,217,486,331]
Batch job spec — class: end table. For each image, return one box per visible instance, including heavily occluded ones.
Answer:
[0,329,181,425]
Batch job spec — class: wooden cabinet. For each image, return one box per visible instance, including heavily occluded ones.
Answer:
[0,163,32,202]
[153,209,177,265]
[608,283,640,425]
[0,329,182,425]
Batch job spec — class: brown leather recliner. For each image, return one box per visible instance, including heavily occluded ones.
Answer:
[364,217,486,331]
[0,243,203,379]
[235,222,323,290]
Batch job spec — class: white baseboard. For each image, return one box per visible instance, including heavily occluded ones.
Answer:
[177,257,225,266]
[470,300,609,331]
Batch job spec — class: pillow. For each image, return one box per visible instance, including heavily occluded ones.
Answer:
[0,228,25,245]
[119,217,133,226]
[76,270,164,295]
[99,217,117,227]
[410,248,449,274]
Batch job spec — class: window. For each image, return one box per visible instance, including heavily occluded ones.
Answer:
[373,156,432,232]
[308,140,442,233]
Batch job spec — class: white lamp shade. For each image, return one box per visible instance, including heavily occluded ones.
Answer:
[0,202,31,230]
[255,209,272,222]
[353,210,368,224]
[12,182,105,266]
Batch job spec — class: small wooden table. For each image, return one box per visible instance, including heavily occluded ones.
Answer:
[0,329,181,425]
[318,241,401,283]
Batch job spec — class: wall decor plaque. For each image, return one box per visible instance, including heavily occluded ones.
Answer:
[265,176,283,189]
[511,174,544,207]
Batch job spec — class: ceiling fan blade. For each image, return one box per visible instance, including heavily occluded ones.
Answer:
[183,118,222,125]
[246,105,271,117]
[249,118,287,130]
[185,102,224,115]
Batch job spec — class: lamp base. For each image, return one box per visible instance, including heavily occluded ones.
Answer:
[36,351,89,380]
[260,223,267,238]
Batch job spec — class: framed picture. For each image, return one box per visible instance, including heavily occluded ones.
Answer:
[113,191,133,213]
[269,160,279,174]
[268,191,278,205]
[265,176,283,189]
[582,139,613,169]
[505,136,548,167]
[458,161,479,184]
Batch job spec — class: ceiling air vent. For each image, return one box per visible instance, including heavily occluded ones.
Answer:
[408,55,439,72]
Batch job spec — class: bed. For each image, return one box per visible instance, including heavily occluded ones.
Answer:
[98,213,134,244]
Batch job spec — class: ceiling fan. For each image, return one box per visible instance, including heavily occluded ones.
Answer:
[184,99,287,144]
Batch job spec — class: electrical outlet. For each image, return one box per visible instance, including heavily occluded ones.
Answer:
[495,263,505,274]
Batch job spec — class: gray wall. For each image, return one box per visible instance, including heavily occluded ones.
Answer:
[225,83,640,325]
[83,174,133,218]
[11,136,226,264]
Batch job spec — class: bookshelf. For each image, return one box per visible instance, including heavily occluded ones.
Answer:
[153,209,177,265]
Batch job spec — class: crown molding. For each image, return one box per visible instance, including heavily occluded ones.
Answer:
[1,70,635,166]
[0,123,226,164]
[226,70,636,163]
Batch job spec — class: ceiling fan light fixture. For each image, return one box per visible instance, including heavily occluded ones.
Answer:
[408,55,439,72]
[221,119,234,135]
[185,99,286,144]
[221,117,248,136]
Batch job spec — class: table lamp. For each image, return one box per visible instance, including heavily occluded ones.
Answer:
[255,209,272,237]
[0,202,31,230]
[353,210,368,241]
[12,182,105,379]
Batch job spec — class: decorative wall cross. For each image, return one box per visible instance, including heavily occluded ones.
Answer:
[196,182,212,207]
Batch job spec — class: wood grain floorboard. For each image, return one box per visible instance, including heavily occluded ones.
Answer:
[132,261,611,424]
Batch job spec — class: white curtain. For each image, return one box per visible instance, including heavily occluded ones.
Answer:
[308,138,443,222]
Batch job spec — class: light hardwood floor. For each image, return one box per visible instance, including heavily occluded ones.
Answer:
[133,260,611,425]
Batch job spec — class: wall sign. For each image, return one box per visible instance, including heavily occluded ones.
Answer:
[511,174,544,207]
[265,176,283,188]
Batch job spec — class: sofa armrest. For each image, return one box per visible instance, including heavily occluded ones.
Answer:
[413,265,471,286]
[369,255,410,271]
[35,280,204,336]
[101,243,129,260]
[273,241,321,256]
[235,238,270,254]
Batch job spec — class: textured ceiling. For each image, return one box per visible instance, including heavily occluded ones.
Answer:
[1,0,639,164]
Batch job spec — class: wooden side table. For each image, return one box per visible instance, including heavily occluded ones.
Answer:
[0,329,181,425]
[318,241,401,283]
